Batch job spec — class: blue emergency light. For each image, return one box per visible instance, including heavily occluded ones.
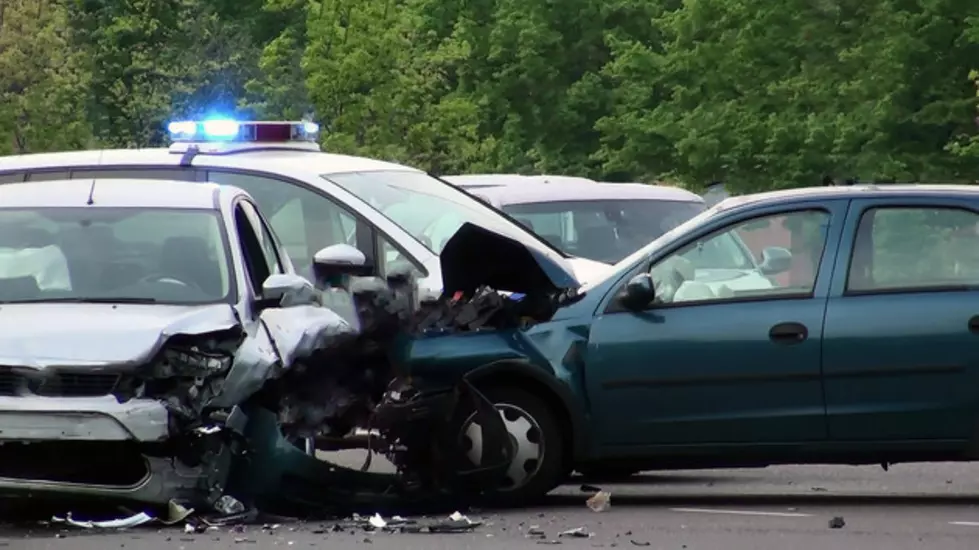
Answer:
[167,119,320,143]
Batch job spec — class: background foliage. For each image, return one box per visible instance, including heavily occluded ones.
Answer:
[4,0,979,193]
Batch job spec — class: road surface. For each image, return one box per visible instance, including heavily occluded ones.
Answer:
[6,461,979,549]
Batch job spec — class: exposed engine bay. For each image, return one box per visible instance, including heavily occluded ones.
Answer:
[0,223,582,515]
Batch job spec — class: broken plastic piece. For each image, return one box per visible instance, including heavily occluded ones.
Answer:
[558,527,593,538]
[586,490,611,512]
[368,514,387,529]
[162,500,195,525]
[214,495,245,515]
[52,511,156,529]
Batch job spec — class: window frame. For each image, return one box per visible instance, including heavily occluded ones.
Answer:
[605,206,834,313]
[231,199,274,299]
[843,204,979,297]
[238,199,284,276]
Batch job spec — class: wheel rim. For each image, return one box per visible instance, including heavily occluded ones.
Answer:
[459,403,544,491]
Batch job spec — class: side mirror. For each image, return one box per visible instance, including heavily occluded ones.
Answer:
[620,273,656,311]
[259,273,317,308]
[312,244,373,288]
[759,246,792,275]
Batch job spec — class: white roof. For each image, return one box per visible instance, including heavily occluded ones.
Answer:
[0,179,223,209]
[472,182,702,205]
[0,148,421,176]
[443,174,598,187]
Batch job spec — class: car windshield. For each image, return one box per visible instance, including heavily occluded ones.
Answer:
[325,170,566,257]
[500,199,706,264]
[0,207,233,304]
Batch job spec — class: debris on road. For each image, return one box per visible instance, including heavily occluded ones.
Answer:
[52,512,156,529]
[586,489,612,512]
[629,540,651,546]
[51,499,196,530]
[828,516,846,529]
[526,525,547,539]
[368,514,387,529]
[559,527,594,538]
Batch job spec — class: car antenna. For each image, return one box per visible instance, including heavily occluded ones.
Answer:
[86,179,95,205]
[180,144,200,167]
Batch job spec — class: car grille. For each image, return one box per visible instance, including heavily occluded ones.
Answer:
[0,367,119,397]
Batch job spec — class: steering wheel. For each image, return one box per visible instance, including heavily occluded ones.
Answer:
[136,273,203,292]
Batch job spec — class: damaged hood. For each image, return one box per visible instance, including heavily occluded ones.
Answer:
[440,222,581,295]
[0,303,238,368]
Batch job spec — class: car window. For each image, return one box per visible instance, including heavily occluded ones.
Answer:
[502,199,705,263]
[233,204,272,295]
[239,200,283,276]
[326,171,568,263]
[380,235,425,279]
[26,171,70,182]
[0,207,232,304]
[509,212,567,249]
[648,209,830,305]
[847,206,979,292]
[68,169,198,181]
[207,172,362,279]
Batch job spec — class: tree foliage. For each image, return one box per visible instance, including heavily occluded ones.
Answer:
[1,0,976,193]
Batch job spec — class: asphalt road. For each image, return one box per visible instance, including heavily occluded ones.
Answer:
[7,461,979,550]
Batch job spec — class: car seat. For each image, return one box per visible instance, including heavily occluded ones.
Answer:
[159,236,222,297]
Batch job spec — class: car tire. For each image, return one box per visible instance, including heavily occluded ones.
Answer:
[452,385,566,505]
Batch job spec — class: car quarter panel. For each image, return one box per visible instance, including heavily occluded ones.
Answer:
[583,199,850,451]
[822,196,979,443]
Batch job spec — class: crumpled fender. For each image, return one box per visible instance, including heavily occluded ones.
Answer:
[396,330,542,378]
[207,305,356,409]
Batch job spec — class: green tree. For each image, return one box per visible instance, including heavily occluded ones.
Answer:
[0,0,92,154]
[598,0,979,193]
[68,0,263,148]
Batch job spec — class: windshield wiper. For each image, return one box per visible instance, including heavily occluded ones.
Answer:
[1,297,159,304]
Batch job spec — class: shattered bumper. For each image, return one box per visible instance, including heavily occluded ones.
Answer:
[0,396,168,442]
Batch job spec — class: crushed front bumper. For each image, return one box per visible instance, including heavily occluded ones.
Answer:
[0,396,169,442]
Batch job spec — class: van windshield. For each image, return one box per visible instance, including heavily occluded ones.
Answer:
[501,199,705,263]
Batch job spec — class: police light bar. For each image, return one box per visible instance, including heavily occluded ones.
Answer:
[167,120,320,143]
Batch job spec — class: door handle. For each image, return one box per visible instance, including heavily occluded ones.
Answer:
[968,316,979,334]
[769,322,808,344]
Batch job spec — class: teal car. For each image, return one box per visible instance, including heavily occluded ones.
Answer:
[242,183,979,510]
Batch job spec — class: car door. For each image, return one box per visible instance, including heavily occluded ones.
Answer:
[822,198,979,441]
[585,201,846,448]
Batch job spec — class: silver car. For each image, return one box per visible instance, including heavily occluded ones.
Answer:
[0,177,355,507]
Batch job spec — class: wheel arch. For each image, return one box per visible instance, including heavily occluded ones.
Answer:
[463,359,588,465]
